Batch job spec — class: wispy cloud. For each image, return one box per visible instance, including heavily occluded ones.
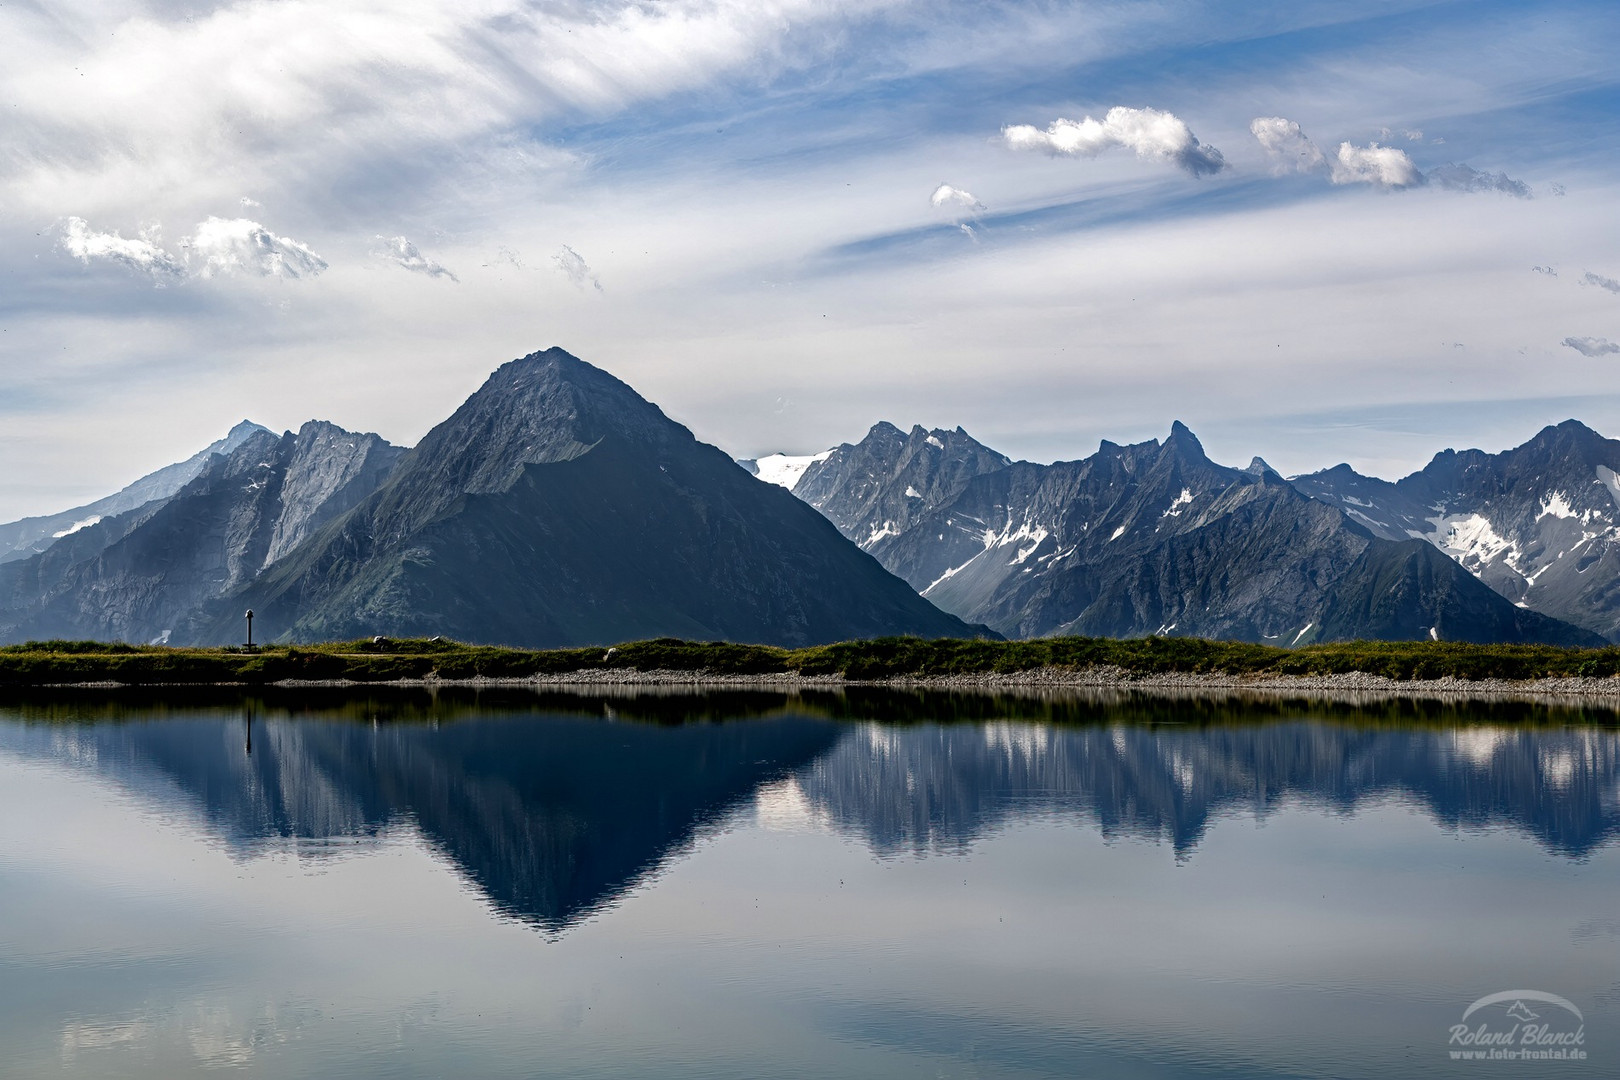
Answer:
[1002,107,1227,177]
[1562,337,1620,357]
[1584,272,1620,294]
[1531,265,1557,276]
[59,216,326,283]
[1426,164,1532,198]
[553,245,602,291]
[374,236,458,282]
[59,218,186,285]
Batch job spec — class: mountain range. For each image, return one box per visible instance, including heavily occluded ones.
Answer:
[2,345,1616,647]
[745,416,1620,646]
[0,349,978,647]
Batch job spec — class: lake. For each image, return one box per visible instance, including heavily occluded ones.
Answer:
[1,687,1615,1078]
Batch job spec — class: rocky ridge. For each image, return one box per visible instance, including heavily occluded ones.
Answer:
[781,419,1598,646]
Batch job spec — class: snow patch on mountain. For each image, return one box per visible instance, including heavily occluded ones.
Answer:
[1538,492,1577,520]
[1597,466,1620,507]
[867,521,898,546]
[923,555,977,595]
[51,515,103,538]
[1429,512,1515,571]
[747,450,832,491]
[1163,488,1194,517]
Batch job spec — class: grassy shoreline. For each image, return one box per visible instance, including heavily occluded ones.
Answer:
[4,635,1620,686]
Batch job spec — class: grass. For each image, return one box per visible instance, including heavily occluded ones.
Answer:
[1,634,1620,686]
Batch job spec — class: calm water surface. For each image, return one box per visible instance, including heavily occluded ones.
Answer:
[1,688,1617,1079]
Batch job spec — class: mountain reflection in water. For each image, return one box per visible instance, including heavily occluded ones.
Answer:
[1,687,1616,930]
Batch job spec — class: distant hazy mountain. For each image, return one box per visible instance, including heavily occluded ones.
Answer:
[1290,420,1620,641]
[0,420,268,565]
[0,422,401,644]
[197,349,984,647]
[786,420,1597,646]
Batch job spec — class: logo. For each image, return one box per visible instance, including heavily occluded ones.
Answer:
[1447,991,1588,1063]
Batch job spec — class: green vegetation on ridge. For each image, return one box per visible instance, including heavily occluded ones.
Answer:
[3,635,1620,686]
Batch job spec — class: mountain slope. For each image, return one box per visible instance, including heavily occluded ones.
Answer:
[0,420,269,564]
[200,349,986,648]
[1291,420,1620,640]
[0,422,401,644]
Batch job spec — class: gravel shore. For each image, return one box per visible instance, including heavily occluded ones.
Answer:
[292,663,1620,703]
[23,665,1620,705]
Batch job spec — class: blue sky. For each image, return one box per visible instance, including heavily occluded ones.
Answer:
[3,0,1619,518]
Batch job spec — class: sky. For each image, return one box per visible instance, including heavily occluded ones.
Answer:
[3,0,1620,520]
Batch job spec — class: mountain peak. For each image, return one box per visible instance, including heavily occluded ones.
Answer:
[1523,418,1607,455]
[1246,456,1279,477]
[1164,420,1206,459]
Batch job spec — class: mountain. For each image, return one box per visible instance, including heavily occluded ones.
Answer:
[789,422,1012,547]
[788,420,1597,646]
[198,349,986,648]
[1290,420,1620,640]
[0,422,402,644]
[0,420,269,565]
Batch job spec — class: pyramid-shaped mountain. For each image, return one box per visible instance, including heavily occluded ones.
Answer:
[200,349,985,647]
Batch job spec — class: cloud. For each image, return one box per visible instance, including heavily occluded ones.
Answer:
[1002,107,1227,177]
[1251,118,1530,195]
[1584,272,1620,294]
[1562,337,1620,357]
[61,215,327,283]
[1250,117,1326,175]
[1531,266,1557,276]
[1425,164,1531,198]
[187,218,327,279]
[1250,118,1420,188]
[930,184,985,212]
[3,0,894,232]
[1331,142,1422,188]
[553,245,601,291]
[59,217,186,285]
[374,236,458,282]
